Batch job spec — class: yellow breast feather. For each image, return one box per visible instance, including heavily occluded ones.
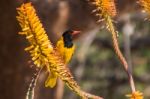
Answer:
[56,37,75,64]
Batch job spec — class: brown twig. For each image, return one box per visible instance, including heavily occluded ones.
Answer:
[105,15,136,93]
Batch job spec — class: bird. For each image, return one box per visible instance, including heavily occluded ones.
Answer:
[45,29,80,88]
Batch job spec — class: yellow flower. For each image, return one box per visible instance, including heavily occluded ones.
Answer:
[16,3,53,68]
[16,2,103,99]
[126,91,143,99]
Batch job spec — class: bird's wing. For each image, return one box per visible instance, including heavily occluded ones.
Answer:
[44,38,64,88]
[44,37,75,88]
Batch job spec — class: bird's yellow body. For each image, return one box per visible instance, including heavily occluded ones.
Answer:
[56,37,75,63]
[45,37,75,88]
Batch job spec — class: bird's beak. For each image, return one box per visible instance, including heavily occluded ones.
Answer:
[72,30,81,36]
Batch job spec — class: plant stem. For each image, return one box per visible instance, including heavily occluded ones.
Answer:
[106,15,136,93]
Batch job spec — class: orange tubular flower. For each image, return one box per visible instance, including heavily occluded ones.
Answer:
[139,0,150,16]
[126,91,143,99]
[90,0,138,97]
[92,0,116,18]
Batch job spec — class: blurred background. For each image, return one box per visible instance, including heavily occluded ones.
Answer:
[0,0,150,99]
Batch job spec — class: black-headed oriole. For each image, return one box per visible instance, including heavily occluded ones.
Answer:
[45,29,80,88]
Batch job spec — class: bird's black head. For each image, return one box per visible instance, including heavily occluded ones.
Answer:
[62,29,80,48]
